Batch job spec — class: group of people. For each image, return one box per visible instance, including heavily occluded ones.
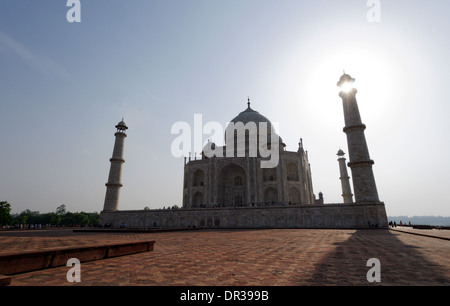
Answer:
[6,223,47,230]
[389,220,411,227]
[183,201,300,209]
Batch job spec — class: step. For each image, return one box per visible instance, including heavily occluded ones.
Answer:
[0,240,155,276]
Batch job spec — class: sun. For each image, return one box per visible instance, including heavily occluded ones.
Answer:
[302,42,397,124]
[340,80,354,93]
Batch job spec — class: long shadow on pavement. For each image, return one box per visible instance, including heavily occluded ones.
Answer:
[305,229,450,286]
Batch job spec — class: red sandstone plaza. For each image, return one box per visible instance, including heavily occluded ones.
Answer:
[1,227,449,286]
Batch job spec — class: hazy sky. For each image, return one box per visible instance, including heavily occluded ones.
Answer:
[1,0,449,217]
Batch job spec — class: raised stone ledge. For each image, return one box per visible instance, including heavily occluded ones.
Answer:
[100,202,388,229]
[0,275,11,286]
[73,227,202,233]
[0,240,155,276]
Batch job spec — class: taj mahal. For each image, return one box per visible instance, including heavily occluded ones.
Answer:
[182,98,318,209]
[99,73,388,229]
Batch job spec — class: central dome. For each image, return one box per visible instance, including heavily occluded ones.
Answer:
[231,106,272,127]
[225,101,276,143]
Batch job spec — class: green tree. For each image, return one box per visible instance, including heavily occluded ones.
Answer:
[86,212,100,225]
[0,201,12,226]
[49,212,61,226]
[56,204,67,215]
[12,213,28,225]
[4,206,100,228]
[73,213,89,226]
[61,212,75,226]
[19,209,40,225]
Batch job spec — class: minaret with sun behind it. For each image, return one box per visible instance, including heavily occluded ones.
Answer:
[337,73,380,203]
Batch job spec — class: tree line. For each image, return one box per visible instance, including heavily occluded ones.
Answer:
[0,202,99,228]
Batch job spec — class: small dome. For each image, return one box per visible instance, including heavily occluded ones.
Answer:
[203,141,216,151]
[115,119,128,130]
[202,141,217,158]
[337,149,345,156]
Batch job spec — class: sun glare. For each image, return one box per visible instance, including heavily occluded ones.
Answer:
[298,40,398,134]
[304,43,395,99]
[340,81,354,93]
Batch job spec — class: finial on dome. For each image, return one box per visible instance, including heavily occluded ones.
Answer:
[247,97,251,109]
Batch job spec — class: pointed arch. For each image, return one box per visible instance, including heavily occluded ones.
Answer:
[286,162,299,181]
[193,169,204,186]
[264,187,278,204]
[218,163,246,207]
[263,167,277,181]
[289,187,301,205]
[192,191,204,208]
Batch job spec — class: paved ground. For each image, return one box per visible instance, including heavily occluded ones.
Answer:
[1,228,449,286]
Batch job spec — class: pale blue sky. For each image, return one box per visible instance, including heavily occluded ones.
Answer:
[1,0,449,217]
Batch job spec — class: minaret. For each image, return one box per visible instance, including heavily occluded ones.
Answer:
[337,149,353,203]
[103,119,128,211]
[337,74,379,203]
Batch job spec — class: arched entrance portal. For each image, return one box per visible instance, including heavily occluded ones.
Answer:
[192,191,204,208]
[218,163,246,207]
[289,187,301,205]
[193,169,204,186]
[264,187,278,205]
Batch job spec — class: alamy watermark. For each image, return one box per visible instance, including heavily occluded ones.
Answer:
[64,256,380,284]
[66,1,380,24]
[367,0,381,23]
[66,0,81,23]
[171,114,280,168]
[366,258,381,282]
[66,258,81,282]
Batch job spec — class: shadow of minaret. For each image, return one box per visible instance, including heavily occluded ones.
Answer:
[305,229,450,286]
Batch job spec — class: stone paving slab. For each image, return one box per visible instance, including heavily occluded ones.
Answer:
[0,228,449,286]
